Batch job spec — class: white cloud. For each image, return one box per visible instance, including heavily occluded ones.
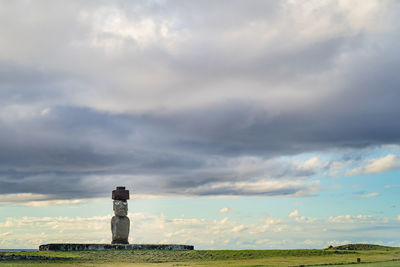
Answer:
[184,179,320,197]
[302,157,325,170]
[360,192,380,199]
[326,240,352,247]
[1,211,399,249]
[0,232,11,238]
[295,216,317,223]
[346,154,400,176]
[231,225,247,233]
[325,160,352,177]
[289,209,299,218]
[250,217,285,234]
[232,156,323,179]
[219,218,229,225]
[287,209,316,223]
[0,194,105,207]
[26,199,103,207]
[219,207,233,214]
[364,154,400,174]
[0,193,48,204]
[40,108,51,116]
[328,214,379,223]
[384,185,399,189]
[303,239,313,245]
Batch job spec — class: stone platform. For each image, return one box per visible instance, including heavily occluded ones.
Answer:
[39,243,194,251]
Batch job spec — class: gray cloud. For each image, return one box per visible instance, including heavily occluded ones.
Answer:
[1,0,400,200]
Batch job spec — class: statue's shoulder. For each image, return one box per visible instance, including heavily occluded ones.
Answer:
[120,216,130,222]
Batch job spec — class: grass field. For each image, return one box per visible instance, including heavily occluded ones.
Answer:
[1,244,400,266]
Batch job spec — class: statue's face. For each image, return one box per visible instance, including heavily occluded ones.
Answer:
[113,200,128,216]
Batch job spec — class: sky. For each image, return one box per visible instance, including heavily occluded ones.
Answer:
[1,0,400,249]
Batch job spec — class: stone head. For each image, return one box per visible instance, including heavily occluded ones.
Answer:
[113,200,128,216]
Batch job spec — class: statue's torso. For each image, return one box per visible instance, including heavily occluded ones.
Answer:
[111,216,130,244]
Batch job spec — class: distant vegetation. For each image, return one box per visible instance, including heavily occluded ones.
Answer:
[328,243,394,251]
[1,244,400,266]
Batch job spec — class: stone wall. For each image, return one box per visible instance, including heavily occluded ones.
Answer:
[39,243,194,251]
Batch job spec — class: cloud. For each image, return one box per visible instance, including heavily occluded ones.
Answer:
[360,192,380,199]
[173,179,320,197]
[326,240,353,247]
[325,160,353,177]
[25,199,103,207]
[0,193,104,207]
[287,209,316,224]
[0,232,11,238]
[0,145,322,198]
[361,154,399,174]
[0,193,48,204]
[384,185,400,189]
[328,214,381,224]
[289,209,299,218]
[295,216,317,224]
[1,0,400,200]
[346,154,400,176]
[219,207,233,214]
[1,211,400,249]
[232,225,247,233]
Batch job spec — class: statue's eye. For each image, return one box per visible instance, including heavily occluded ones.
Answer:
[115,201,120,205]
[123,202,127,206]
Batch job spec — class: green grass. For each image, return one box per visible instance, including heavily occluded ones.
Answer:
[1,244,400,266]
[314,260,400,267]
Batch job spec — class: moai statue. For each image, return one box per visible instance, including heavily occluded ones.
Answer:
[111,186,130,244]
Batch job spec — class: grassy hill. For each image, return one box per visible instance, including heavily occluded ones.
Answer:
[328,243,394,251]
